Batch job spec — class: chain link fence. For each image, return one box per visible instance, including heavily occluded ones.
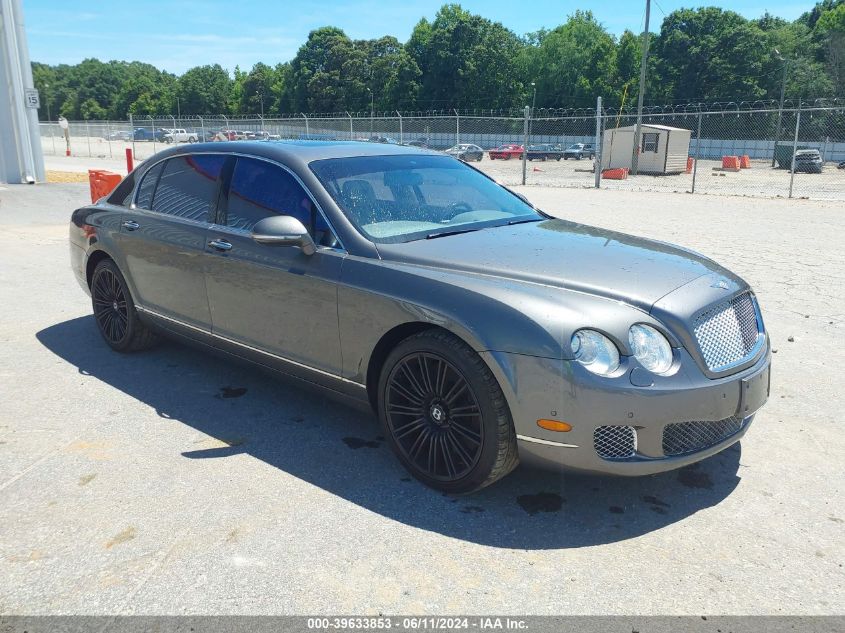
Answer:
[39,104,845,200]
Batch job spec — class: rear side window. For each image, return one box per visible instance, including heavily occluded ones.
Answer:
[106,172,136,207]
[151,155,226,222]
[135,162,164,210]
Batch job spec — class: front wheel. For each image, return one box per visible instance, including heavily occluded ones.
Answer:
[378,330,519,493]
[91,260,158,353]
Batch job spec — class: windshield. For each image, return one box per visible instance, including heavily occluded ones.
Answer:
[310,154,542,243]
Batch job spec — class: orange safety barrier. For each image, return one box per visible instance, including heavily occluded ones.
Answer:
[686,157,695,174]
[740,155,751,169]
[722,156,741,171]
[88,170,122,203]
[601,167,629,180]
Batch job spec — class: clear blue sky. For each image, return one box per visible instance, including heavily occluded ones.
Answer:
[24,0,811,74]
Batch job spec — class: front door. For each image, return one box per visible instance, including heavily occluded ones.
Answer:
[204,156,345,376]
[119,154,226,330]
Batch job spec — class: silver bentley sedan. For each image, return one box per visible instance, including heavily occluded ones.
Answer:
[69,141,771,493]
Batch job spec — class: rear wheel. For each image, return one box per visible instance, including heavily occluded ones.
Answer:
[91,260,158,353]
[378,330,519,493]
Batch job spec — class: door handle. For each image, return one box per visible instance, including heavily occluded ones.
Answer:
[208,238,233,252]
[122,220,140,231]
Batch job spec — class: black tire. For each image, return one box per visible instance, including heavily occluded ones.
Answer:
[556,156,561,161]
[378,329,519,493]
[563,156,568,160]
[90,259,158,353]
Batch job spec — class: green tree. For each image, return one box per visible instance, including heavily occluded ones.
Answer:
[409,4,525,110]
[523,11,619,108]
[177,64,232,114]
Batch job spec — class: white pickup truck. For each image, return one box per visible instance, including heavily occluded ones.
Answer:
[163,128,198,144]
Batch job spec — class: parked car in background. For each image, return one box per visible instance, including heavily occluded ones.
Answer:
[132,127,168,142]
[105,130,133,142]
[488,144,524,160]
[446,144,484,162]
[406,139,429,148]
[163,128,198,144]
[792,149,823,173]
[526,144,564,161]
[70,141,770,493]
[245,131,280,141]
[369,135,399,144]
[218,130,247,141]
[563,143,595,160]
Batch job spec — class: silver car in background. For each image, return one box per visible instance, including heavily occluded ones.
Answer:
[69,141,771,493]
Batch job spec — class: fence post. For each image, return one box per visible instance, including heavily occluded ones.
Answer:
[199,116,205,142]
[85,120,92,157]
[521,105,529,185]
[49,122,56,156]
[106,120,113,158]
[594,96,602,189]
[788,107,801,199]
[129,113,136,160]
[397,111,403,144]
[346,111,353,139]
[691,111,703,194]
[301,113,309,139]
[454,109,460,145]
[150,115,156,153]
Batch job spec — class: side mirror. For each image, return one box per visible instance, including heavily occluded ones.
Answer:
[251,215,316,255]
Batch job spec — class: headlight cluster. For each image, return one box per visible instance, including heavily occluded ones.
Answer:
[571,325,674,376]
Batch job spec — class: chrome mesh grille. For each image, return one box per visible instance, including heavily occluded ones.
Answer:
[693,293,761,371]
[594,426,636,459]
[662,417,744,456]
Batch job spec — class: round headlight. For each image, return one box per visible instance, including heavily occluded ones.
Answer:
[628,324,673,374]
[571,329,620,376]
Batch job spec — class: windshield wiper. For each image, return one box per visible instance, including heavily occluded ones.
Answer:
[508,217,544,225]
[426,227,483,240]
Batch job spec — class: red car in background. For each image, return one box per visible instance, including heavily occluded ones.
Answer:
[489,144,524,160]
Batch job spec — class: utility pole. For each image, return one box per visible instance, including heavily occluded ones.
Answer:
[631,0,651,176]
[772,51,788,167]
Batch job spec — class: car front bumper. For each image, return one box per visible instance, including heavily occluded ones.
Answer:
[481,341,771,476]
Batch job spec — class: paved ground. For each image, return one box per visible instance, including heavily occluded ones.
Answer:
[0,183,843,615]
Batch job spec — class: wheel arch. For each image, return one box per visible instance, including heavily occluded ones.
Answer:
[85,249,115,288]
[365,322,477,412]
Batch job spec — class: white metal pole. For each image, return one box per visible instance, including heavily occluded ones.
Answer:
[788,108,801,199]
[521,106,529,185]
[594,96,602,188]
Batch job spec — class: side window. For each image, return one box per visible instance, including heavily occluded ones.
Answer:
[135,162,164,210]
[107,171,136,207]
[227,157,313,232]
[151,154,226,222]
[642,133,659,153]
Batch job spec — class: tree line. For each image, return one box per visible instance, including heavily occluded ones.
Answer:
[31,1,845,121]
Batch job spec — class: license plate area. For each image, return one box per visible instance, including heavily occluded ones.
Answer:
[740,363,770,416]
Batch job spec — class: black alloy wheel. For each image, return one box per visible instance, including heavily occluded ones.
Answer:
[92,265,129,346]
[90,260,158,352]
[379,330,519,493]
[386,352,484,482]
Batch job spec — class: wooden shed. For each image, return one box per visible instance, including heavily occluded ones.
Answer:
[601,124,692,174]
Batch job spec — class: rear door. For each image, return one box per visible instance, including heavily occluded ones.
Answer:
[119,154,226,330]
[203,156,345,376]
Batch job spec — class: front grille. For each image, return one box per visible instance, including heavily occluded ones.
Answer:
[594,425,636,459]
[693,292,761,371]
[662,417,744,456]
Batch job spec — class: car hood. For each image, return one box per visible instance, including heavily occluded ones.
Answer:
[376,218,739,311]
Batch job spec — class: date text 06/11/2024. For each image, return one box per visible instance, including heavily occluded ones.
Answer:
[306,617,528,630]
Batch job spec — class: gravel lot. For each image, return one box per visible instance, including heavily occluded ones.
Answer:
[0,183,843,615]
[42,137,845,201]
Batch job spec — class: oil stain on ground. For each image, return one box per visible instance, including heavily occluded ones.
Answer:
[78,473,97,486]
[217,386,248,399]
[343,437,380,449]
[517,492,564,516]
